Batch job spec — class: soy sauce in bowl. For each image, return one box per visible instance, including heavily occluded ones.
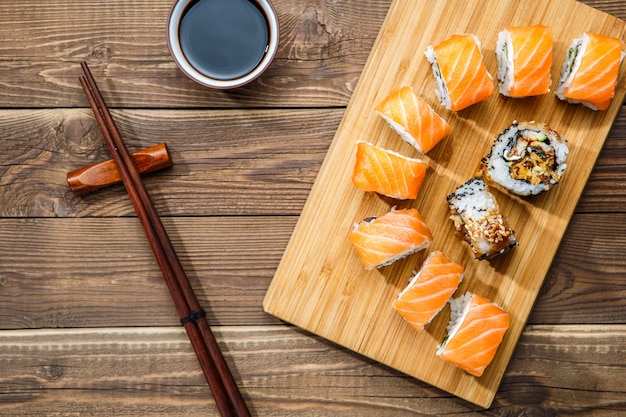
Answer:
[179,0,269,81]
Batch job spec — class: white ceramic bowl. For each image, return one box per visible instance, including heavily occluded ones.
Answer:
[166,0,279,89]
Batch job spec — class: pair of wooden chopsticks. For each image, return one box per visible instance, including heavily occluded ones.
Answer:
[79,61,250,417]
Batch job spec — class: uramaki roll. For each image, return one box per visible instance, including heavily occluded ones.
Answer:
[481,121,568,196]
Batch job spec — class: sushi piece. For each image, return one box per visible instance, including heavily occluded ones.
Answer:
[496,25,553,97]
[437,292,510,377]
[556,32,625,111]
[393,251,464,332]
[375,86,451,154]
[352,140,428,200]
[425,34,494,111]
[447,177,517,260]
[348,208,433,270]
[481,121,568,196]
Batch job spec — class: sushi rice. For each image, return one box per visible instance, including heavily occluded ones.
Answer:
[495,29,516,96]
[482,121,568,196]
[436,291,473,355]
[447,177,517,260]
[424,45,453,110]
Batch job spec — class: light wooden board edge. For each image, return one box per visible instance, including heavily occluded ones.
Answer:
[264,0,626,408]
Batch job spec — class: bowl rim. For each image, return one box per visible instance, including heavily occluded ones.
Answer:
[166,0,280,89]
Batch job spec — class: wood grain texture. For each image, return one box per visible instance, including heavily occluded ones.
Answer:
[0,0,388,109]
[578,108,626,212]
[0,109,342,217]
[1,107,625,218]
[0,108,336,217]
[1,213,625,329]
[264,0,626,407]
[0,0,625,414]
[0,0,619,109]
[0,216,290,328]
[0,325,624,416]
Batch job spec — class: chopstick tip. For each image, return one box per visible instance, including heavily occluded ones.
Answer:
[80,61,91,76]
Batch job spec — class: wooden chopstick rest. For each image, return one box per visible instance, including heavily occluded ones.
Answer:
[67,143,172,195]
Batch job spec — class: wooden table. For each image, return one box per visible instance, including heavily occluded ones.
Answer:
[1,0,624,415]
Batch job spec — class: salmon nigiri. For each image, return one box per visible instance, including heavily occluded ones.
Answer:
[437,292,510,377]
[348,208,433,270]
[352,140,428,200]
[393,251,464,332]
[376,86,451,154]
[556,32,625,111]
[496,25,553,97]
[425,34,494,111]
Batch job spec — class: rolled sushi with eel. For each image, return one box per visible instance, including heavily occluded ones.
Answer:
[481,121,568,196]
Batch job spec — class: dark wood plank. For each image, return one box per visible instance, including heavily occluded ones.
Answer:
[0,213,624,329]
[0,325,624,416]
[0,108,337,217]
[0,0,388,108]
[0,216,290,328]
[578,107,626,213]
[582,0,626,18]
[496,324,626,414]
[530,211,626,324]
[1,107,625,218]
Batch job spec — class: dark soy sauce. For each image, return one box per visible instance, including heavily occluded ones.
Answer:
[179,0,269,80]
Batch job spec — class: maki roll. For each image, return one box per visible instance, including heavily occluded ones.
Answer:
[424,34,494,111]
[393,251,464,332]
[348,208,433,270]
[437,292,510,377]
[375,86,451,154]
[496,25,553,97]
[447,177,517,260]
[481,121,568,196]
[352,140,428,200]
[556,32,625,111]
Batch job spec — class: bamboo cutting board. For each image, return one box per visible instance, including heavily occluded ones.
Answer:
[264,0,626,408]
